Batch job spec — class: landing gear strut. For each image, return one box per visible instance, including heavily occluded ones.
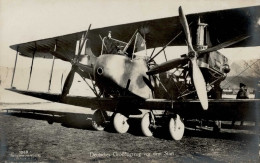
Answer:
[141,112,155,137]
[141,111,185,140]
[213,120,221,132]
[92,109,108,131]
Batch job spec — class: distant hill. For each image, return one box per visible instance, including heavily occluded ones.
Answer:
[221,59,260,91]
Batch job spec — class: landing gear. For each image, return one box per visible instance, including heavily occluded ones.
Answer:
[92,109,108,131]
[141,112,154,137]
[213,120,221,132]
[169,114,185,140]
[113,113,129,133]
[141,111,185,140]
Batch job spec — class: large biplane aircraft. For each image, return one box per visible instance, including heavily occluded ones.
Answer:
[7,6,260,140]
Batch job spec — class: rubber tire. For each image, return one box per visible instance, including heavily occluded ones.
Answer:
[92,110,106,131]
[113,113,129,134]
[169,114,185,140]
[141,112,153,137]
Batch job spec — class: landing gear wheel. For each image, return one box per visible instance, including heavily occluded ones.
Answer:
[113,113,129,134]
[92,109,107,131]
[141,112,154,137]
[169,114,185,140]
[47,119,54,124]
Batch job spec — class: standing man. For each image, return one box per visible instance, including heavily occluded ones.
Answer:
[236,83,249,99]
[232,83,249,126]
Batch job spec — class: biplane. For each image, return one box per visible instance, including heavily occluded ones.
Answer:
[7,6,260,140]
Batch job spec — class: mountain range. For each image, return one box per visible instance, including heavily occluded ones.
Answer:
[221,59,260,91]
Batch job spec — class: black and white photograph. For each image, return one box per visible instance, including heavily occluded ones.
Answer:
[0,0,260,162]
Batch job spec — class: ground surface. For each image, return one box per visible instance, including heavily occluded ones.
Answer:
[0,88,259,162]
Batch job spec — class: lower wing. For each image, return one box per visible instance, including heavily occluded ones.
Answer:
[7,88,260,121]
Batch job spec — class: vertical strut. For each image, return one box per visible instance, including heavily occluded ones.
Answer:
[11,48,19,88]
[163,50,167,61]
[48,43,56,92]
[27,44,36,90]
[48,56,55,92]
[149,48,156,59]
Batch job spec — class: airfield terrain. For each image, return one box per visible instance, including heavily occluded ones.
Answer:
[0,87,259,162]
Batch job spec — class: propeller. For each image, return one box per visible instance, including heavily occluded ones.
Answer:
[179,6,208,110]
[148,7,250,110]
[179,7,194,53]
[59,24,92,99]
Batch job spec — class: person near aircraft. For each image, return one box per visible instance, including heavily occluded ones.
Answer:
[103,31,121,54]
[206,85,223,132]
[236,83,249,99]
[255,81,260,99]
[103,31,122,54]
[232,83,249,126]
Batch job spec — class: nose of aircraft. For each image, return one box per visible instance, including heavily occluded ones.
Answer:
[94,55,126,82]
[94,55,152,99]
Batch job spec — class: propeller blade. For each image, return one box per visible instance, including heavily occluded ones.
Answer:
[75,63,93,77]
[179,6,194,52]
[147,57,189,75]
[190,58,208,110]
[60,24,92,100]
[61,64,93,99]
[61,66,76,98]
[50,51,73,62]
[77,24,92,57]
[198,35,249,56]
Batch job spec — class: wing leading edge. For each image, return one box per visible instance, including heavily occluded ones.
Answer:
[10,5,260,59]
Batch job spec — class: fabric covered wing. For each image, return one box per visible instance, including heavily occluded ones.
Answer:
[10,5,260,58]
[10,31,86,59]
[88,5,260,55]
[142,99,260,121]
[7,89,260,121]
[6,89,118,111]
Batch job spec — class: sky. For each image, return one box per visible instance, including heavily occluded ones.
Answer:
[0,0,260,69]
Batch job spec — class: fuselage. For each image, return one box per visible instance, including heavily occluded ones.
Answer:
[94,54,153,99]
[85,51,229,100]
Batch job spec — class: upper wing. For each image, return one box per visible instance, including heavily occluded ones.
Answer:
[10,5,260,58]
[10,31,86,59]
[89,5,260,54]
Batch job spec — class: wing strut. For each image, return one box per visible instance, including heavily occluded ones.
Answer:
[61,24,92,100]
[122,29,138,54]
[148,29,184,63]
[27,42,37,90]
[48,43,56,92]
[11,47,19,88]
